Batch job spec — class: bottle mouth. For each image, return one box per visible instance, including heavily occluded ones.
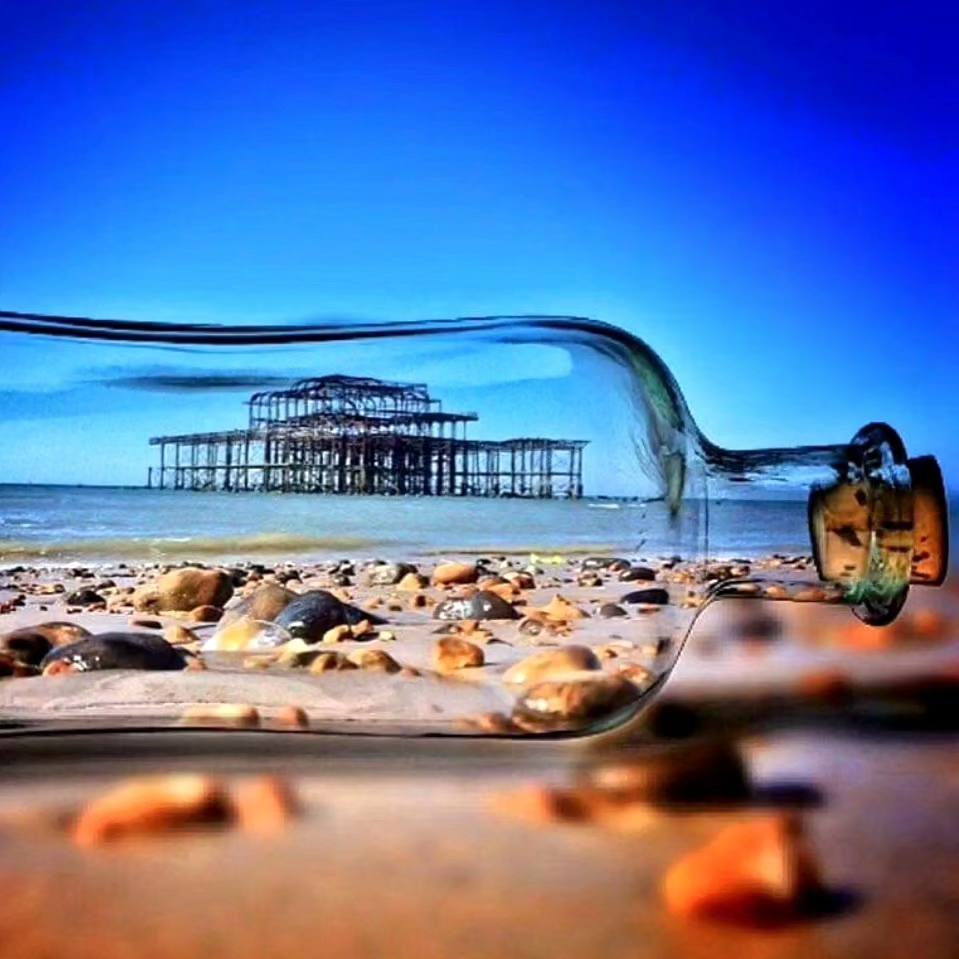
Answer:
[808,423,949,625]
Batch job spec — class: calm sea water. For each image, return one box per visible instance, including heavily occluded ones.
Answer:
[0,484,820,565]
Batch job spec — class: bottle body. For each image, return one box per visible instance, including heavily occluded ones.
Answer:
[0,311,947,735]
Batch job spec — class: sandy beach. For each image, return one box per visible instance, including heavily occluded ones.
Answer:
[0,549,954,734]
[0,570,956,958]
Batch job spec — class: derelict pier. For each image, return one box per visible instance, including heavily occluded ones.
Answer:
[148,375,586,498]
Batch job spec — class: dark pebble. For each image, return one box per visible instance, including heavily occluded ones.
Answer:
[433,590,519,621]
[364,561,417,586]
[621,588,670,605]
[599,603,628,618]
[65,588,106,607]
[41,632,187,672]
[0,622,92,666]
[0,629,52,666]
[0,653,39,678]
[582,556,630,571]
[587,739,750,804]
[733,611,782,642]
[618,566,656,582]
[274,590,382,643]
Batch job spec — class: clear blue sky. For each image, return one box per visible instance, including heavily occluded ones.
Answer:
[1,1,957,487]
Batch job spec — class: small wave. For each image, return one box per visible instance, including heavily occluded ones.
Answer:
[0,532,378,562]
[423,543,624,557]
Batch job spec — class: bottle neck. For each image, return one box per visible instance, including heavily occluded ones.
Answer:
[699,424,945,625]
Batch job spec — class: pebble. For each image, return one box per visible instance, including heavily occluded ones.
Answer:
[599,603,628,618]
[517,617,547,637]
[581,556,630,571]
[232,776,299,835]
[462,711,517,734]
[397,571,429,591]
[133,567,234,613]
[732,610,781,642]
[273,639,321,668]
[0,624,82,666]
[365,562,417,586]
[188,605,224,623]
[577,573,603,588]
[181,703,261,727]
[319,624,352,644]
[434,637,485,671]
[270,589,342,636]
[0,654,39,678]
[221,583,296,625]
[431,562,479,586]
[797,669,854,704]
[586,739,750,804]
[346,649,402,673]
[491,784,606,823]
[41,632,188,673]
[309,650,358,673]
[617,664,656,687]
[502,571,536,589]
[0,622,91,667]
[793,587,828,603]
[204,616,293,652]
[662,814,823,926]
[164,624,201,646]
[275,706,310,728]
[72,774,231,846]
[534,595,587,623]
[433,590,519,622]
[274,590,379,642]
[502,646,601,687]
[35,583,65,595]
[618,566,656,582]
[483,580,522,602]
[513,675,642,729]
[65,588,106,607]
[621,588,670,605]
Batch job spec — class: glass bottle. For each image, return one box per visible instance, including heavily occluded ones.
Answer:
[0,311,948,736]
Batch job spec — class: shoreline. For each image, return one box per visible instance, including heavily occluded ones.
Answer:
[0,540,808,568]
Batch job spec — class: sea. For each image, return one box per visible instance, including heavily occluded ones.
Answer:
[0,484,830,566]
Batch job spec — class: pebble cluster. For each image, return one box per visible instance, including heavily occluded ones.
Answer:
[0,550,851,734]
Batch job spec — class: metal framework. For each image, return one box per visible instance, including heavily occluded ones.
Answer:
[148,375,586,498]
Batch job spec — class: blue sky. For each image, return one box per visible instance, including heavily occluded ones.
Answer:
[1,1,956,489]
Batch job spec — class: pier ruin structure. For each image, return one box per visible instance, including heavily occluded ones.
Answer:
[148,375,586,498]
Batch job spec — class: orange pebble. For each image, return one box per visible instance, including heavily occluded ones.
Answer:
[276,705,309,729]
[910,608,950,641]
[180,703,261,727]
[232,776,298,835]
[72,774,230,846]
[797,669,854,704]
[663,815,822,926]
